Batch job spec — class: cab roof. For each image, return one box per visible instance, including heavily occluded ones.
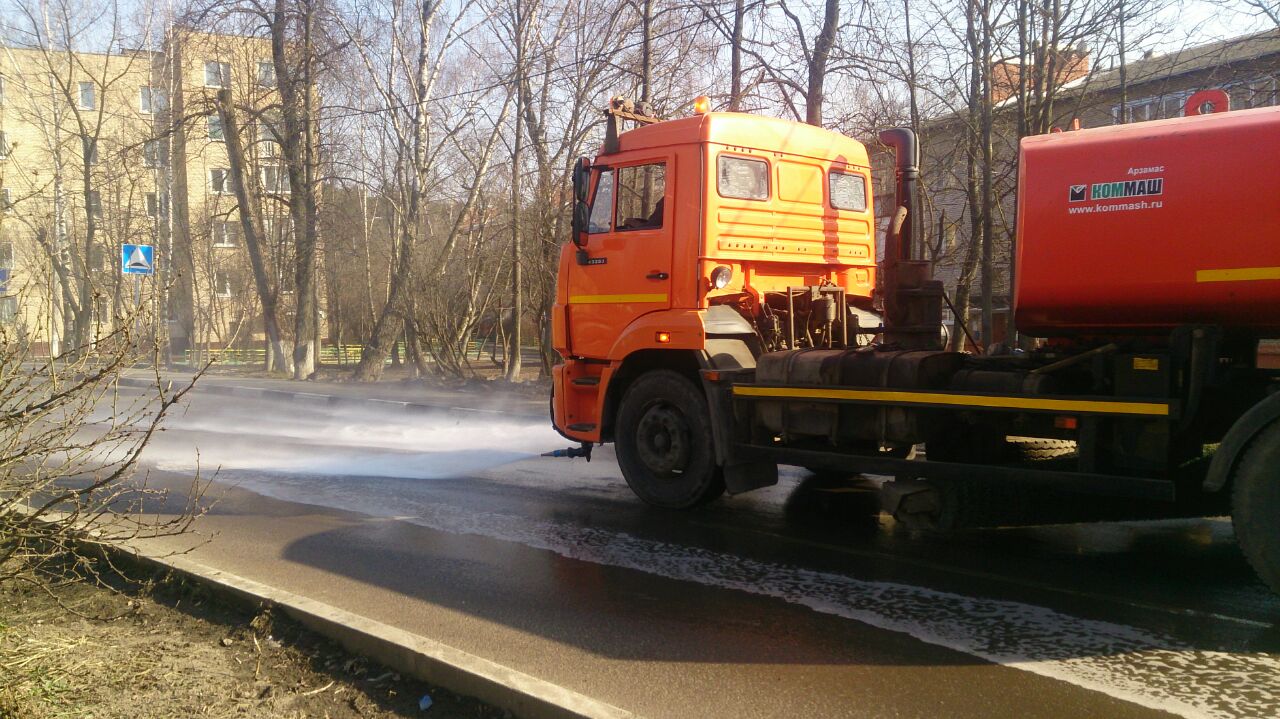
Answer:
[605,111,871,168]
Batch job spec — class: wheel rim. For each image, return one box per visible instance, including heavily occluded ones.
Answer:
[635,401,692,477]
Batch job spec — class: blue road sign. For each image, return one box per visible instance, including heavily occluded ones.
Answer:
[122,244,155,275]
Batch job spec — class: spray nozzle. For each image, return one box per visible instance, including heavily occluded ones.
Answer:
[541,443,593,461]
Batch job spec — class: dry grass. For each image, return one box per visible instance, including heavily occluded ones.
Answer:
[0,564,505,719]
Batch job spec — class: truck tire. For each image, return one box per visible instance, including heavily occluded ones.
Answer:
[1231,420,1280,594]
[615,370,724,509]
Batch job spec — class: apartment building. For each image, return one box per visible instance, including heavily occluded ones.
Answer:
[0,29,296,358]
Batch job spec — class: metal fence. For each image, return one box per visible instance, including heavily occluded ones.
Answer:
[177,340,535,367]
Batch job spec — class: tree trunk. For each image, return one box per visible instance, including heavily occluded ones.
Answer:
[639,0,653,109]
[805,0,838,126]
[979,0,995,347]
[729,0,745,111]
[215,90,293,374]
[505,0,525,383]
[272,0,320,380]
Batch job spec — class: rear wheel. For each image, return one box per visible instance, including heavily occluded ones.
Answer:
[1231,421,1280,594]
[615,370,724,509]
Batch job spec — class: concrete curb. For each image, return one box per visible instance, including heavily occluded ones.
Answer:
[10,503,632,719]
[116,376,545,422]
[125,550,636,719]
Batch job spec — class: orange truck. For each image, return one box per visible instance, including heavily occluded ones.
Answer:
[548,95,1280,593]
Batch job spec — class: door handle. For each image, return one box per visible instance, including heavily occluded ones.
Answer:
[646,272,669,281]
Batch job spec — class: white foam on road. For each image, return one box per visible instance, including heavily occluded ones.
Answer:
[216,469,1280,719]
[145,405,563,480]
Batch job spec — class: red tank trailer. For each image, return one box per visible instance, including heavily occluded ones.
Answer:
[1015,105,1280,335]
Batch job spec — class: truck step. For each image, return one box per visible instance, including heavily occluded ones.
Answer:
[567,423,597,432]
[571,377,600,386]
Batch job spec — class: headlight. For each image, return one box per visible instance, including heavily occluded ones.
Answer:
[710,265,732,290]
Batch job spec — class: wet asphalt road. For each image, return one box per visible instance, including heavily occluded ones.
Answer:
[119,388,1280,719]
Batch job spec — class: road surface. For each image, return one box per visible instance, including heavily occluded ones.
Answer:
[115,386,1280,718]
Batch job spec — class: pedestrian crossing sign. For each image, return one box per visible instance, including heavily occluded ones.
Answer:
[122,244,155,275]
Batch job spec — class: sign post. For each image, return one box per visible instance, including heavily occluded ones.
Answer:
[122,244,155,345]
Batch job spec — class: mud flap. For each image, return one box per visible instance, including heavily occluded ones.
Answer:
[722,454,779,495]
[880,478,940,529]
[702,369,778,495]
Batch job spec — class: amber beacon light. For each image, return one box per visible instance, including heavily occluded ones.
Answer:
[692,95,711,115]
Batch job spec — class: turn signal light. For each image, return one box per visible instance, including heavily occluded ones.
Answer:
[692,95,711,115]
[1054,416,1078,430]
[656,331,672,344]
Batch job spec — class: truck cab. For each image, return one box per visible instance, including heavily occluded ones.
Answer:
[550,103,880,504]
[552,103,879,468]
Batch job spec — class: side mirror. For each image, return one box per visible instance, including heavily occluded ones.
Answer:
[570,156,590,247]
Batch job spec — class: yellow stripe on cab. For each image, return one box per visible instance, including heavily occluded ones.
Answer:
[569,293,668,304]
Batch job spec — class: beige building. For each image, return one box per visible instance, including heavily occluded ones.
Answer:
[0,29,297,359]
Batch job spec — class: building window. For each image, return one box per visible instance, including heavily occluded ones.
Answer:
[257,61,276,88]
[83,137,98,166]
[0,76,6,105]
[257,119,279,157]
[145,192,168,218]
[1113,80,1279,125]
[139,85,167,113]
[260,166,290,194]
[1,188,11,210]
[87,190,102,219]
[78,81,95,110]
[0,296,15,323]
[1240,78,1278,109]
[214,269,233,297]
[143,140,161,167]
[0,132,8,159]
[204,61,231,89]
[0,241,12,268]
[210,168,230,194]
[89,245,107,272]
[213,221,238,247]
[208,114,224,141]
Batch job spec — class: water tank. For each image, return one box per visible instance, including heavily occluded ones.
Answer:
[1014,105,1280,336]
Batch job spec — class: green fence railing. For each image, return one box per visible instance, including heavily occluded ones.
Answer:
[179,340,533,367]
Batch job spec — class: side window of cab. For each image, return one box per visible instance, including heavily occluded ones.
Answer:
[615,163,666,231]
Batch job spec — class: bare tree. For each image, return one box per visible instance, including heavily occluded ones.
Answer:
[0,273,205,596]
[340,0,481,380]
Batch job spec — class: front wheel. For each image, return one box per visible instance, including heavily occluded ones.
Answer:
[615,370,724,509]
[1232,421,1280,594]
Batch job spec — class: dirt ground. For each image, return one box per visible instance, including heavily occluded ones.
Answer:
[0,564,505,719]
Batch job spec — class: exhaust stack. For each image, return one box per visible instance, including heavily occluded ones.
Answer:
[878,128,943,350]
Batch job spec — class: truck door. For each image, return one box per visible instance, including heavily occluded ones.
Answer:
[567,159,673,359]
